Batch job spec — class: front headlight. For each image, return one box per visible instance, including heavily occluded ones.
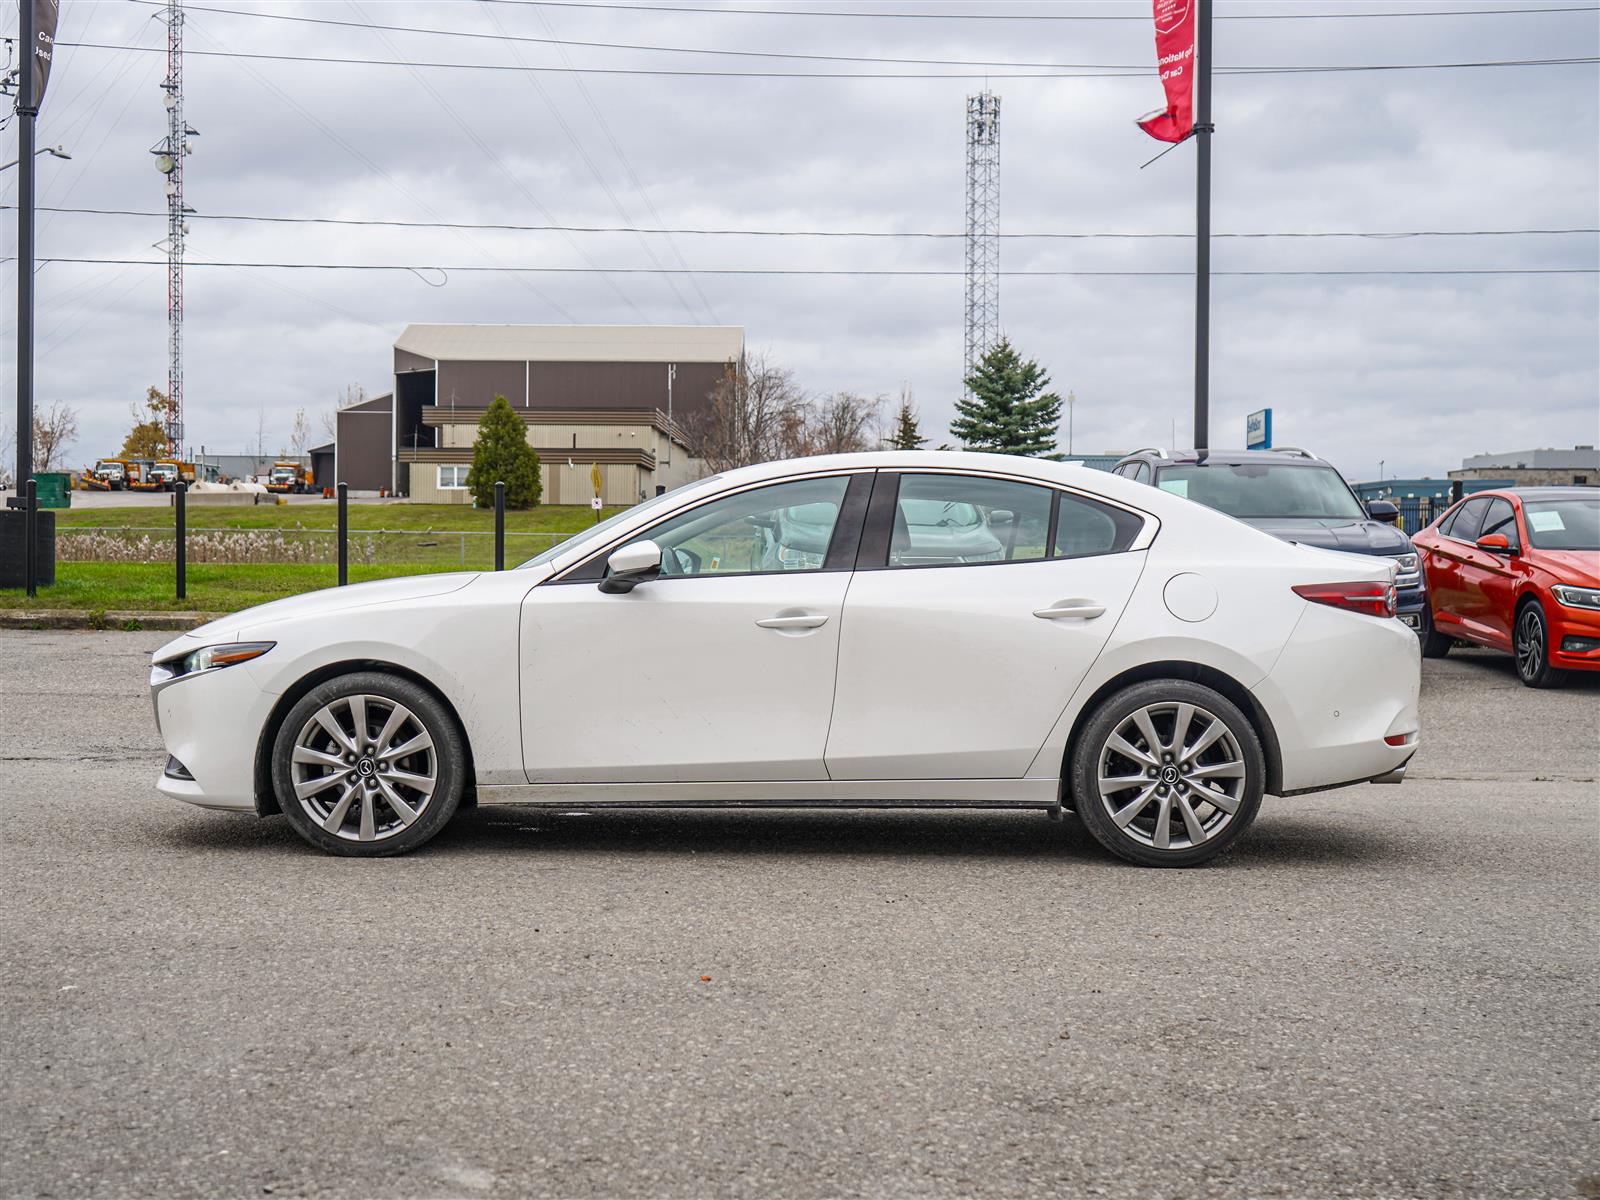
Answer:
[1393,553,1419,574]
[152,641,275,684]
[1551,585,1600,611]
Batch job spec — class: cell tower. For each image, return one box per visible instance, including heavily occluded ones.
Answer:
[963,92,1000,395]
[151,0,195,456]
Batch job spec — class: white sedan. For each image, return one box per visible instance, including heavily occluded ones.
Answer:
[150,451,1421,867]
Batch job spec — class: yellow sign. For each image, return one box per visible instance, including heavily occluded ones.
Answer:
[590,463,603,496]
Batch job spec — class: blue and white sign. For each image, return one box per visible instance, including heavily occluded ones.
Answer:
[1245,408,1272,449]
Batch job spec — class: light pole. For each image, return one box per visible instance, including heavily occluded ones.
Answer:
[0,144,70,172]
[1066,390,1075,456]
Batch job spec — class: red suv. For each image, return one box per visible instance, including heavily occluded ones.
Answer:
[1412,487,1600,687]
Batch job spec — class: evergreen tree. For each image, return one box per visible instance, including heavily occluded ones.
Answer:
[467,394,542,509]
[887,394,926,450]
[951,338,1063,456]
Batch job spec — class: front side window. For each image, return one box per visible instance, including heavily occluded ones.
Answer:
[1479,498,1520,550]
[889,474,1052,567]
[438,465,469,490]
[627,475,850,577]
[1154,463,1365,520]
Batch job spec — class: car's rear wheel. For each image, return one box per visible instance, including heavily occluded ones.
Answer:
[1513,601,1566,689]
[1419,607,1453,658]
[1071,680,1265,868]
[272,672,465,856]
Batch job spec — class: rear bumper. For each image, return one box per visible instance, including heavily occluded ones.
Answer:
[1253,603,1422,794]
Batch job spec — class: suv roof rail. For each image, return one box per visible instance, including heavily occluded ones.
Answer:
[1271,446,1318,459]
[1125,447,1170,459]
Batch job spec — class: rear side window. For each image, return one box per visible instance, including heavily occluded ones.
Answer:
[1448,497,1491,543]
[1131,462,1151,484]
[889,474,1052,567]
[1053,493,1146,559]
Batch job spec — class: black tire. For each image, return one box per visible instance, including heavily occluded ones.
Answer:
[1513,600,1567,689]
[1070,680,1265,868]
[1419,607,1453,659]
[271,671,465,856]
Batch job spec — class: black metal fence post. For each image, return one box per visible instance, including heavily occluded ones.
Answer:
[337,482,349,586]
[494,480,505,571]
[23,478,36,599]
[175,480,187,600]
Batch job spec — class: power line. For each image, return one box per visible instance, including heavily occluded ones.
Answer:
[478,1,1600,20]
[12,204,1596,240]
[59,41,1600,78]
[18,257,1598,277]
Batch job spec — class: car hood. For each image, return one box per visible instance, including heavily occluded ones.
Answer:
[176,572,482,646]
[1531,548,1600,587]
[1244,516,1413,556]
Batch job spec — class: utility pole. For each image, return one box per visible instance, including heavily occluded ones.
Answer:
[1066,390,1076,456]
[963,92,1000,396]
[1193,0,1214,451]
[12,1,38,501]
[152,0,194,458]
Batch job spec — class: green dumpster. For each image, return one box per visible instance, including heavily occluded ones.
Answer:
[31,472,72,509]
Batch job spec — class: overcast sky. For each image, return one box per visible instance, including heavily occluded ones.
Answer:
[2,0,1597,481]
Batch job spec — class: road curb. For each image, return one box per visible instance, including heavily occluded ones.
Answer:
[0,609,224,632]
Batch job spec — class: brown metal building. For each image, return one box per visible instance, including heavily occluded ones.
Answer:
[333,324,744,502]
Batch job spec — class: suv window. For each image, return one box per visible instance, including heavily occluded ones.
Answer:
[888,474,1051,567]
[1479,498,1520,551]
[1130,462,1151,484]
[1153,462,1365,520]
[1448,497,1491,544]
[625,476,850,577]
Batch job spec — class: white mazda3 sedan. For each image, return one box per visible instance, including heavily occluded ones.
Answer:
[150,451,1420,867]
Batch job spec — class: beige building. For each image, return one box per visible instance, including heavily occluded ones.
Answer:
[1449,445,1598,490]
[342,324,744,505]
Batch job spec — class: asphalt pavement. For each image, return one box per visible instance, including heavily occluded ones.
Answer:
[1,633,1596,1199]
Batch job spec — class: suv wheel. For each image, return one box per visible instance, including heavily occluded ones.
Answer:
[1071,680,1265,868]
[1419,608,1453,658]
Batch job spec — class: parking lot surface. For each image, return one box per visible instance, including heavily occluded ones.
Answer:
[2,631,1596,1199]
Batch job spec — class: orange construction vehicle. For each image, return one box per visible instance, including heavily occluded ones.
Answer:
[265,461,315,494]
[81,458,133,491]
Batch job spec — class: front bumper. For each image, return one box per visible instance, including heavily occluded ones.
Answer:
[1395,583,1428,629]
[150,655,276,812]
[1550,602,1600,672]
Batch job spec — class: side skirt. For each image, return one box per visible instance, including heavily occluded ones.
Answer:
[477,778,1061,809]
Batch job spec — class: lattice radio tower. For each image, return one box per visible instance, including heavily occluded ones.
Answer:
[151,0,194,455]
[963,92,1000,396]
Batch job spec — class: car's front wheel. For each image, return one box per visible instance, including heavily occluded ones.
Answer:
[1513,601,1567,689]
[1070,680,1265,868]
[272,672,465,856]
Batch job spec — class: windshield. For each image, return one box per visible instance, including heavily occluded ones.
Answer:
[95,462,123,475]
[1155,463,1366,520]
[1523,497,1600,551]
[518,476,722,568]
[271,468,294,479]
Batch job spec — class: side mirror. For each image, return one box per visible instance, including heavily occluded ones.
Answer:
[1475,532,1515,555]
[598,540,662,594]
[1366,499,1400,524]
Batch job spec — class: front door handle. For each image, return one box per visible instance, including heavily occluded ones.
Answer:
[756,613,829,630]
[1034,602,1106,621]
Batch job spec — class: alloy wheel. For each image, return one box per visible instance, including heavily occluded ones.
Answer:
[289,694,438,842]
[1515,608,1544,681]
[1096,701,1247,851]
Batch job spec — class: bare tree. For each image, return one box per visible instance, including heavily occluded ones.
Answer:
[803,391,882,457]
[33,401,80,472]
[680,353,811,472]
[289,408,311,456]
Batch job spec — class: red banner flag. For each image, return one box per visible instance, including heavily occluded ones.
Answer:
[1136,0,1196,143]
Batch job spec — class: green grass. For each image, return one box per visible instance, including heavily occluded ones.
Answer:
[52,501,622,533]
[0,562,460,613]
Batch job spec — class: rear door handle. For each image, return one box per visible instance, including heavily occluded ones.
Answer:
[1034,602,1106,621]
[756,614,829,630]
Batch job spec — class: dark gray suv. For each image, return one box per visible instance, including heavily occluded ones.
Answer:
[1110,447,1427,634]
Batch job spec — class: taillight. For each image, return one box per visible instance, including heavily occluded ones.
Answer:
[1292,581,1397,619]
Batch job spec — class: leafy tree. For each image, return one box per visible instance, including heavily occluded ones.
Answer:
[951,337,1063,457]
[887,389,926,450]
[121,387,171,459]
[467,394,541,509]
